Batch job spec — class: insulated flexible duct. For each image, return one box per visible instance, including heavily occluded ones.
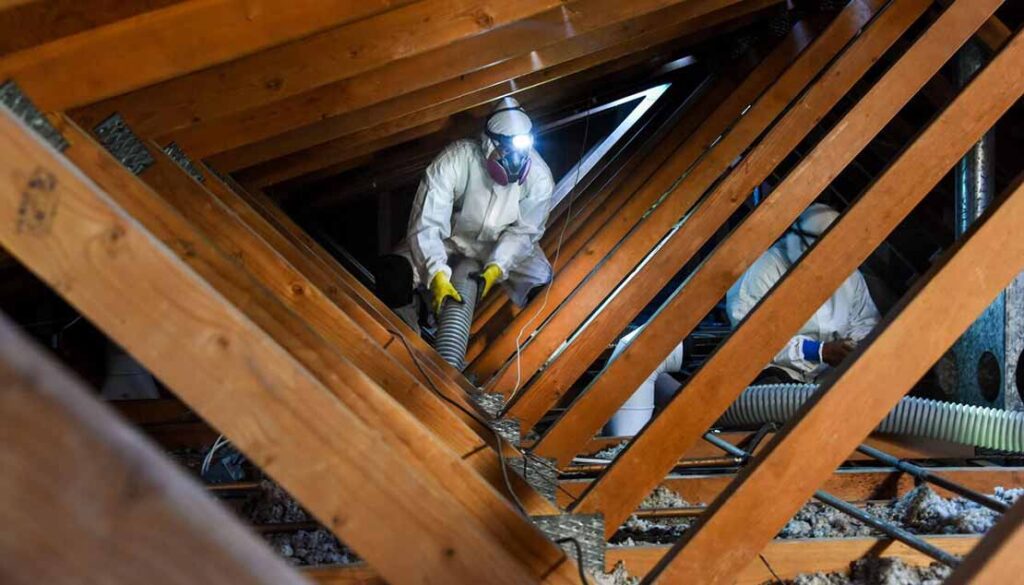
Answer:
[719,384,1024,453]
[434,258,481,370]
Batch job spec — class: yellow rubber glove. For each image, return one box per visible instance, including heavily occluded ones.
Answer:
[476,263,503,300]
[430,271,462,315]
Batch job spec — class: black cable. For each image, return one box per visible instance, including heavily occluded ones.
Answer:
[759,553,783,584]
[385,99,599,584]
[387,329,529,516]
[554,537,591,585]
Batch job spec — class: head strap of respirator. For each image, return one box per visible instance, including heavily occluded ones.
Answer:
[787,218,819,251]
[485,105,533,186]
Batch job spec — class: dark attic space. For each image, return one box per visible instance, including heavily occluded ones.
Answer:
[0,1,1023,585]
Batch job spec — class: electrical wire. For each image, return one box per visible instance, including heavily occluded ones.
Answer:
[506,100,595,404]
[555,537,592,585]
[387,330,530,514]
[382,109,603,583]
[388,330,591,583]
[759,553,783,584]
[201,434,230,476]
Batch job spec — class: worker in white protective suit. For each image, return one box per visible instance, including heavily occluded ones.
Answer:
[376,97,555,326]
[604,203,880,436]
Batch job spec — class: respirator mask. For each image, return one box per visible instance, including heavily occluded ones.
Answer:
[484,102,534,186]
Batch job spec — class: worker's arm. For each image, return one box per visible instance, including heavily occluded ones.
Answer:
[407,143,468,283]
[727,256,823,376]
[846,271,882,343]
[487,155,554,277]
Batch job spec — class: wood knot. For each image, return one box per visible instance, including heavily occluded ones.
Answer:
[471,9,494,29]
[177,239,197,258]
[290,283,304,295]
[264,77,284,92]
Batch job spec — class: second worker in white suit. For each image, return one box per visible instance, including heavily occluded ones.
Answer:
[604,203,881,436]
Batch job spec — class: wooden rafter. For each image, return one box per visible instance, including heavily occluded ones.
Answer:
[0,0,181,55]
[467,15,822,365]
[531,0,1002,467]
[202,0,780,176]
[52,119,558,515]
[509,0,931,423]
[571,24,1024,540]
[649,160,1024,582]
[0,0,426,111]
[0,108,580,584]
[70,0,653,137]
[467,78,719,354]
[483,0,890,411]
[0,311,306,585]
[465,1,876,386]
[229,185,484,399]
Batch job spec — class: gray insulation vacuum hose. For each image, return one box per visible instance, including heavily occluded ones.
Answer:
[435,258,481,370]
[719,384,1024,453]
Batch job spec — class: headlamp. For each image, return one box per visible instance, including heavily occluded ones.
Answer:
[511,134,533,151]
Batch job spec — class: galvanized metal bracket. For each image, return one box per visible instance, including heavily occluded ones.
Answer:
[531,513,605,574]
[470,391,506,418]
[0,80,68,152]
[489,417,521,447]
[510,451,558,503]
[163,142,205,183]
[94,113,154,175]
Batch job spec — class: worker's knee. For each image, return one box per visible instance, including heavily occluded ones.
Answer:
[373,255,415,308]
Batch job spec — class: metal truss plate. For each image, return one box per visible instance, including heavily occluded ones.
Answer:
[94,113,154,175]
[0,80,67,152]
[163,142,205,183]
[532,513,605,574]
[489,417,520,447]
[470,391,506,419]
[510,451,557,503]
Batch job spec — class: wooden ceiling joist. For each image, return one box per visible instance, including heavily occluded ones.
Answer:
[612,536,982,583]
[476,0,887,406]
[530,0,1000,467]
[0,312,306,585]
[557,466,1024,510]
[202,0,781,178]
[947,498,1024,584]
[570,21,1024,542]
[0,109,580,584]
[304,535,984,585]
[0,0,426,112]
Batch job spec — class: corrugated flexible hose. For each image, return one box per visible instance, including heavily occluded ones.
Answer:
[434,258,481,370]
[718,384,1024,453]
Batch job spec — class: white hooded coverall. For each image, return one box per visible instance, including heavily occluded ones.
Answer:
[605,208,880,436]
[397,136,555,307]
[725,237,880,383]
